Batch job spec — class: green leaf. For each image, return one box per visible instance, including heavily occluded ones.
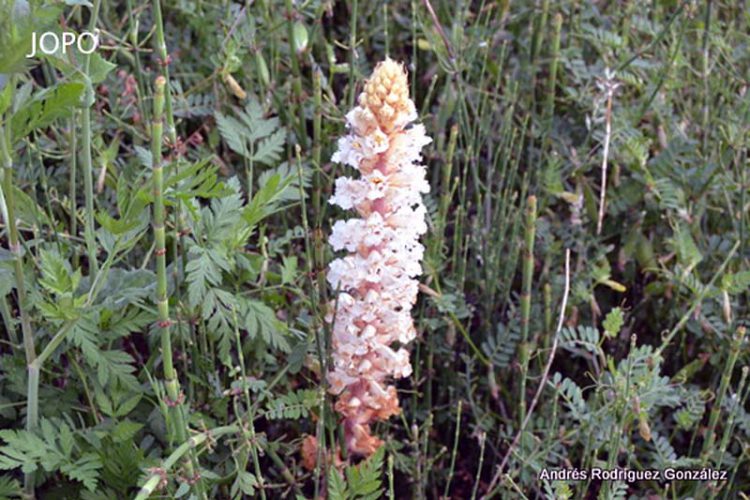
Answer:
[215,113,247,156]
[96,210,142,236]
[60,453,101,491]
[328,467,348,500]
[214,99,286,165]
[672,223,702,272]
[38,249,80,296]
[326,447,386,500]
[0,429,47,473]
[97,268,156,309]
[280,256,298,285]
[0,81,12,117]
[481,322,520,369]
[243,172,296,230]
[174,482,190,498]
[11,186,55,230]
[133,145,152,168]
[256,161,310,206]
[111,421,143,443]
[0,418,100,491]
[602,307,624,337]
[231,471,258,498]
[725,271,750,294]
[87,53,116,84]
[243,298,290,352]
[0,4,61,74]
[346,446,385,500]
[114,394,143,418]
[264,389,317,420]
[96,350,139,389]
[0,268,14,297]
[0,474,22,499]
[11,82,85,140]
[251,128,285,165]
[69,315,139,389]
[292,21,309,53]
[186,247,227,308]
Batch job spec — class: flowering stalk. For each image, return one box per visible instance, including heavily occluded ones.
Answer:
[326,59,431,456]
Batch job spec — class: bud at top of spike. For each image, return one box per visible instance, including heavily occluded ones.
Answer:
[358,58,415,133]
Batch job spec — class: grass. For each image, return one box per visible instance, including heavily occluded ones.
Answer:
[0,0,748,498]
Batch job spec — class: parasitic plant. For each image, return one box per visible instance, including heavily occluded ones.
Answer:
[326,59,431,456]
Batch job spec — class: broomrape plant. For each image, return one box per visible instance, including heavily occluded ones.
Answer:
[326,59,431,456]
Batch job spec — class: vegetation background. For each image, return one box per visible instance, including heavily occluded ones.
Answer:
[0,0,748,498]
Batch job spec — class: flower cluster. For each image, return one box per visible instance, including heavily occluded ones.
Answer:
[326,59,431,456]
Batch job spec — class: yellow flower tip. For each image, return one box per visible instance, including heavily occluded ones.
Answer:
[361,58,412,132]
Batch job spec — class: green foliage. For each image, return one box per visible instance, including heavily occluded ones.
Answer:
[244,165,309,229]
[68,314,139,389]
[602,307,624,337]
[230,470,258,498]
[0,475,21,500]
[328,447,385,500]
[673,390,705,431]
[481,322,520,369]
[215,99,285,165]
[11,82,84,139]
[0,2,61,74]
[184,177,291,364]
[264,389,317,419]
[0,419,102,491]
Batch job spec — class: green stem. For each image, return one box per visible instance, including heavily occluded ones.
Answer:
[713,365,748,489]
[655,241,739,357]
[135,425,240,500]
[719,366,750,500]
[81,0,102,278]
[469,432,486,500]
[230,308,267,500]
[126,0,150,127]
[443,400,462,498]
[518,195,537,426]
[312,68,329,314]
[434,124,457,260]
[530,0,550,68]
[348,0,359,108]
[700,0,712,155]
[0,296,16,345]
[152,0,187,405]
[312,69,322,227]
[68,114,79,268]
[152,0,177,145]
[0,77,38,497]
[152,76,196,488]
[701,326,745,464]
[542,12,562,149]
[295,146,328,497]
[283,0,308,149]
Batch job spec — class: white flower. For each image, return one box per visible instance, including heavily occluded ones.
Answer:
[329,177,367,210]
[325,58,430,457]
[331,129,390,169]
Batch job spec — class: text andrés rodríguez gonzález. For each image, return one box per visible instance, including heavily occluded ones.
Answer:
[538,467,727,483]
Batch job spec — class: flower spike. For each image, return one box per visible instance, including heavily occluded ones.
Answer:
[327,59,431,456]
